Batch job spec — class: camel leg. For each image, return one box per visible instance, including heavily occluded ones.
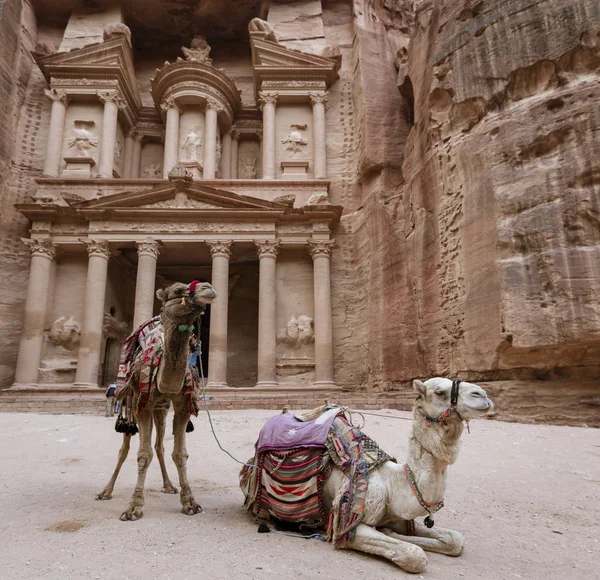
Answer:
[171,397,202,515]
[96,434,132,500]
[380,521,464,557]
[345,523,428,574]
[152,404,178,494]
[120,409,153,521]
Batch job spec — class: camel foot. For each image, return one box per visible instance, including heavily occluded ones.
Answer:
[181,501,203,516]
[96,490,113,500]
[161,483,179,494]
[120,506,143,521]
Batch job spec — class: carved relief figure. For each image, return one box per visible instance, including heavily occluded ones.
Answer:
[216,133,222,167]
[114,139,123,167]
[182,127,203,162]
[68,120,98,155]
[281,124,308,156]
[142,163,162,178]
[48,316,81,351]
[182,35,212,64]
[243,157,257,179]
[278,314,314,350]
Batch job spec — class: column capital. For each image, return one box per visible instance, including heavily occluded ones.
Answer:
[307,239,334,259]
[206,97,224,113]
[259,92,279,110]
[230,128,241,142]
[132,131,145,143]
[256,128,263,142]
[80,238,111,260]
[255,240,280,259]
[21,238,56,259]
[160,95,181,114]
[137,237,160,259]
[309,92,329,107]
[126,128,139,139]
[97,90,124,108]
[207,240,232,259]
[44,88,69,105]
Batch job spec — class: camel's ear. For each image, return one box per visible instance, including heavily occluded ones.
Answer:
[156,288,166,304]
[413,379,427,396]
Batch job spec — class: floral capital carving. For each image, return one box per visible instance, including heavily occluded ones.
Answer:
[22,238,56,259]
[160,95,180,114]
[230,128,241,141]
[137,238,160,259]
[80,238,111,259]
[255,240,280,259]
[256,128,263,142]
[44,88,68,105]
[307,240,334,259]
[97,90,123,108]
[207,240,232,259]
[206,97,224,113]
[309,92,329,107]
[259,92,279,110]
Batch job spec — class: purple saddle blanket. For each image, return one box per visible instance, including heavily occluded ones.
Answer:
[256,408,340,453]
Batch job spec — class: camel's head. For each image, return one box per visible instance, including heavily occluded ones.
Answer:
[413,377,494,422]
[156,280,217,319]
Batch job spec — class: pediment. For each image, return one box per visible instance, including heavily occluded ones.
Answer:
[72,182,287,212]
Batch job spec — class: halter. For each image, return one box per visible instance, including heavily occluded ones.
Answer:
[418,379,463,428]
[161,280,205,332]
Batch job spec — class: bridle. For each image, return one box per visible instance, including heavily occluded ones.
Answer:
[417,379,463,428]
[161,280,206,331]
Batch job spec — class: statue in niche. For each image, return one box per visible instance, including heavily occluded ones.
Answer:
[242,157,257,179]
[216,133,222,167]
[281,124,308,156]
[181,35,212,65]
[142,163,162,178]
[114,139,123,167]
[68,120,98,156]
[48,316,81,351]
[182,127,203,162]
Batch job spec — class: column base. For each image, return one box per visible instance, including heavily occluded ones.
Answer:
[206,381,230,389]
[311,381,339,389]
[254,380,279,389]
[72,382,101,389]
[9,382,40,390]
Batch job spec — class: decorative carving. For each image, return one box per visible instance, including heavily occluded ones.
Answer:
[168,164,193,180]
[52,78,118,88]
[307,239,334,259]
[258,92,279,109]
[278,315,315,349]
[102,312,129,340]
[141,193,218,209]
[137,237,160,259]
[68,120,98,155]
[255,240,280,259]
[230,129,241,141]
[207,240,233,259]
[306,191,330,205]
[80,238,111,259]
[242,157,257,179]
[103,23,132,45]
[48,316,81,351]
[281,124,308,156]
[262,81,326,90]
[181,35,212,64]
[181,126,203,162]
[33,193,60,206]
[22,238,55,259]
[273,194,296,207]
[97,90,123,107]
[160,96,180,114]
[248,17,278,43]
[142,163,162,178]
[206,97,224,113]
[44,88,68,104]
[309,92,329,106]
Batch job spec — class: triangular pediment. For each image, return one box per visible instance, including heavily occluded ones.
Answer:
[252,38,338,69]
[72,182,288,212]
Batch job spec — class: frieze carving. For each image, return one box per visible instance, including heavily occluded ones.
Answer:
[307,239,334,259]
[255,240,280,259]
[207,240,233,259]
[68,120,98,155]
[52,78,118,88]
[141,193,218,209]
[281,124,308,155]
[22,238,56,259]
[312,221,331,232]
[137,238,160,258]
[258,92,279,109]
[44,88,68,104]
[80,238,111,259]
[262,81,326,90]
[90,222,273,233]
[182,35,212,64]
[49,316,81,351]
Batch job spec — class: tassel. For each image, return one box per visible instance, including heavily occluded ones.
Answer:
[186,420,194,433]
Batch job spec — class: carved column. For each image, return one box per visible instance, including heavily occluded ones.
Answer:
[259,92,278,179]
[230,129,240,178]
[13,239,56,386]
[221,131,232,178]
[97,91,122,178]
[42,89,68,178]
[203,99,221,179]
[133,238,159,329]
[122,129,135,178]
[307,240,336,387]
[255,240,280,388]
[131,132,143,178]
[161,96,180,178]
[310,92,329,179]
[75,239,111,387]
[207,240,232,388]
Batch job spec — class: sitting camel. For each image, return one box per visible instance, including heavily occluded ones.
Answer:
[241,378,493,574]
[96,281,216,520]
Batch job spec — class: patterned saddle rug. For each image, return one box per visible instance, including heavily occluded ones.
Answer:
[240,409,394,546]
[115,316,201,426]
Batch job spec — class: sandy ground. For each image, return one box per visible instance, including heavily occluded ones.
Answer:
[0,409,598,580]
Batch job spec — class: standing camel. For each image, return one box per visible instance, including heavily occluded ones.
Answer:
[97,281,216,520]
[241,378,494,573]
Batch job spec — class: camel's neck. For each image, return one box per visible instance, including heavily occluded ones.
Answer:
[405,408,464,506]
[157,312,196,395]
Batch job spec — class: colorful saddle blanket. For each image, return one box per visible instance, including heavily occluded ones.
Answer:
[115,316,200,416]
[240,411,394,546]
